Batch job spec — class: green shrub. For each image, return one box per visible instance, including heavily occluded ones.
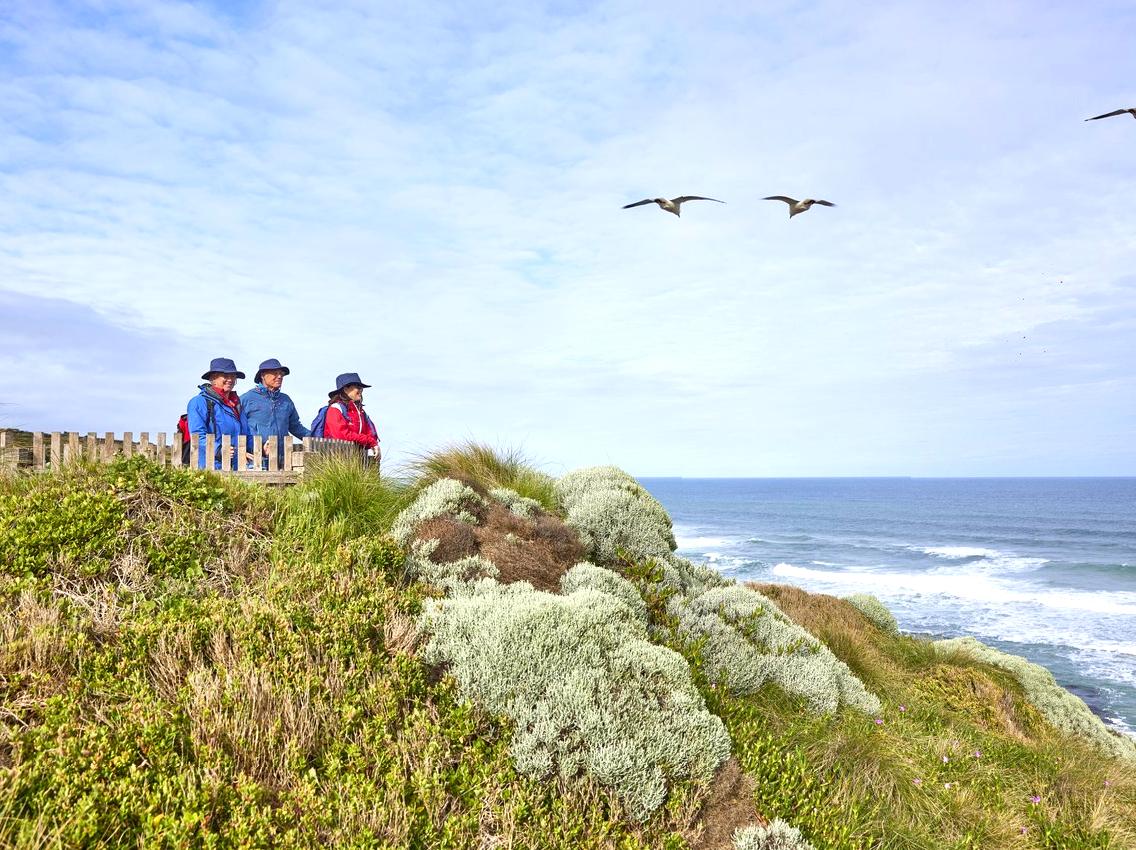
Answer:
[935,637,1136,762]
[675,586,881,716]
[420,578,731,820]
[843,594,899,634]
[734,819,817,850]
[0,483,125,577]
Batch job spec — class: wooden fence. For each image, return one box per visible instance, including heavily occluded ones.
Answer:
[0,429,371,485]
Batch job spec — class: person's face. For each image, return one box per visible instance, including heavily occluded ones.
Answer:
[261,369,285,390]
[344,384,364,402]
[211,372,239,393]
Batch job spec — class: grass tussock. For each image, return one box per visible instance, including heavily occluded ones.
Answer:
[408,441,559,513]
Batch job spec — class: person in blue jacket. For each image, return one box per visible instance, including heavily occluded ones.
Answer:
[187,357,251,470]
[240,357,310,467]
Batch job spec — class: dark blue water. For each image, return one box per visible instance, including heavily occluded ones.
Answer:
[641,478,1136,735]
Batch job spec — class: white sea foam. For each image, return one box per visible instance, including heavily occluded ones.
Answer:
[920,546,1003,559]
[768,563,1136,617]
[677,536,733,549]
[913,544,1049,574]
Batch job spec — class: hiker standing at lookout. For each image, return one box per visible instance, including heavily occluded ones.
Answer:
[324,372,380,462]
[187,357,252,470]
[241,358,310,467]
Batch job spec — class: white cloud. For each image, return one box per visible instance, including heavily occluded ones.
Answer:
[1,0,1133,474]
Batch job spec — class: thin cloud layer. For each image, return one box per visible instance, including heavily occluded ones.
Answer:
[1,0,1133,474]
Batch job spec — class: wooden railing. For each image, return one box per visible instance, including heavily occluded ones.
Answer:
[0,430,371,485]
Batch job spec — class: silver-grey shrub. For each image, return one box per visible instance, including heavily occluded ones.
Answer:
[560,562,648,624]
[844,593,899,634]
[391,478,485,546]
[555,466,676,563]
[419,579,732,820]
[675,586,881,716]
[405,539,498,587]
[489,486,542,519]
[935,637,1136,762]
[734,819,817,850]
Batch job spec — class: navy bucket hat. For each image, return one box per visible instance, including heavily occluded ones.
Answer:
[328,372,372,398]
[201,357,246,379]
[254,358,291,384]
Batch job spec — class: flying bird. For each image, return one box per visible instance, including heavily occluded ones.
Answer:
[622,195,725,217]
[763,196,836,218]
[1085,108,1136,121]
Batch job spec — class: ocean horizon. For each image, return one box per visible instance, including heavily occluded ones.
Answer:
[641,476,1136,737]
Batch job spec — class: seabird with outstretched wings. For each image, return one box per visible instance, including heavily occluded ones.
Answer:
[1085,108,1136,121]
[622,195,725,217]
[763,196,836,218]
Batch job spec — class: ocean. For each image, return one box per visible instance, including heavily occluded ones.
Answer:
[640,477,1136,736]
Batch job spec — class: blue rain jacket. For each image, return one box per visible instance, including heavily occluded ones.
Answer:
[187,385,251,470]
[240,383,310,466]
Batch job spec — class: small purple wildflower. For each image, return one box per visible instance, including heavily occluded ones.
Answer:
[874,718,884,725]
[973,750,982,759]
[1029,795,1041,804]
[913,777,922,786]
[899,704,907,712]
[1020,827,1028,835]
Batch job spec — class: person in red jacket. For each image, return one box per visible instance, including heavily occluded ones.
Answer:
[324,372,380,461]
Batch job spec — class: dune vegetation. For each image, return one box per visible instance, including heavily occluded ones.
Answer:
[1,447,1134,849]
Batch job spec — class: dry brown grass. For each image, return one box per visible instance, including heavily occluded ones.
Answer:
[682,758,763,850]
[186,629,342,793]
[413,497,585,592]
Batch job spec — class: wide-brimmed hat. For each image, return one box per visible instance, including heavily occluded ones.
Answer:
[254,358,291,383]
[328,372,372,398]
[201,357,246,379]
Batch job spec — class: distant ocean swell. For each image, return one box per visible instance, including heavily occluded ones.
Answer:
[669,524,1136,737]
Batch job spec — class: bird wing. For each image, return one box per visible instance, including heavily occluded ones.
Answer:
[1085,109,1129,121]
[622,199,655,209]
[763,196,797,204]
[673,195,725,204]
[814,200,836,207]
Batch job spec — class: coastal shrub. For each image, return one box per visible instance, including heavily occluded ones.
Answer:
[734,819,817,850]
[843,594,898,634]
[675,586,881,716]
[560,562,648,624]
[419,579,732,820]
[391,478,486,546]
[0,457,263,582]
[554,466,676,563]
[0,481,125,577]
[409,441,558,513]
[489,486,543,519]
[935,636,1136,762]
[406,539,499,587]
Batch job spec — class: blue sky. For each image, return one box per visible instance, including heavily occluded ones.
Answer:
[1,0,1133,476]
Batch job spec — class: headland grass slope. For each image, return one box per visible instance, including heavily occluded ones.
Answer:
[1,448,1133,849]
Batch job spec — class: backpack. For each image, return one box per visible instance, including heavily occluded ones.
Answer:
[178,399,215,465]
[309,402,348,438]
